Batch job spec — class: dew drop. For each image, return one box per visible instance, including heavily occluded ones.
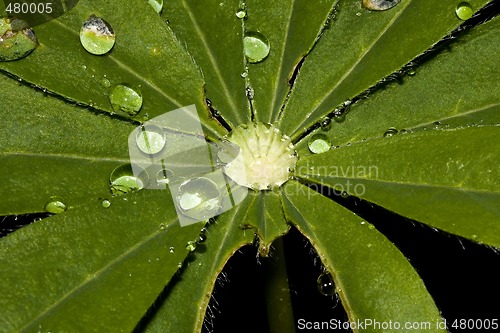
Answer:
[0,17,37,62]
[367,243,373,248]
[177,262,183,269]
[368,224,375,230]
[308,133,332,154]
[109,84,143,116]
[101,199,111,208]
[198,234,207,243]
[177,177,222,220]
[243,31,270,63]
[44,196,67,214]
[156,168,174,186]
[383,127,398,137]
[455,2,473,21]
[333,109,346,123]
[169,246,175,253]
[407,69,416,76]
[240,71,248,78]
[80,15,115,55]
[320,117,332,131]
[136,124,166,155]
[317,272,335,296]
[159,223,166,230]
[148,0,164,14]
[186,241,197,252]
[362,0,401,11]
[109,164,148,196]
[100,77,111,88]
[236,9,247,19]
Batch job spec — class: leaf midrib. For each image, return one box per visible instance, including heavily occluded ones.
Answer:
[17,218,177,332]
[2,151,129,164]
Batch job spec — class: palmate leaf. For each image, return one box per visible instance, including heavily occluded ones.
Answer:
[0,0,498,332]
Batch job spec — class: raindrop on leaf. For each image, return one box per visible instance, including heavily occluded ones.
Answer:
[80,15,115,55]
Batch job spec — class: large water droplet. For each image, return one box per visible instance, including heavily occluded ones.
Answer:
[148,0,164,14]
[44,196,67,214]
[236,9,247,19]
[80,15,115,55]
[362,0,401,11]
[317,272,335,296]
[101,199,111,208]
[0,17,37,62]
[109,164,148,195]
[308,133,332,154]
[383,127,398,137]
[243,31,270,63]
[100,77,111,88]
[177,177,222,220]
[455,2,473,20]
[136,124,166,155]
[109,84,143,116]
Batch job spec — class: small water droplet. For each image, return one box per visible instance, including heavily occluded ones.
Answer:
[407,69,416,76]
[308,133,332,154]
[100,77,111,88]
[101,199,111,208]
[243,31,270,63]
[198,234,207,243]
[367,243,372,248]
[0,17,37,62]
[80,15,115,55]
[340,191,349,198]
[368,224,375,230]
[434,121,441,129]
[383,127,398,137]
[317,272,335,296]
[159,223,166,230]
[320,117,332,131]
[236,9,247,19]
[333,109,346,123]
[177,177,222,220]
[109,164,148,196]
[186,240,197,252]
[240,71,248,78]
[400,129,408,134]
[472,234,478,239]
[455,2,473,20]
[177,262,183,269]
[148,0,164,14]
[169,246,175,253]
[109,84,143,116]
[156,168,174,186]
[136,124,166,155]
[44,196,67,214]
[362,0,401,11]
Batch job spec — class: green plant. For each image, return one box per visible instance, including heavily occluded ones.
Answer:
[1,0,498,332]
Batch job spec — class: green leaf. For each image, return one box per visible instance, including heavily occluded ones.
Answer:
[0,0,225,138]
[296,14,500,154]
[278,0,490,138]
[0,190,202,333]
[239,191,290,256]
[282,181,446,333]
[298,126,500,247]
[162,0,250,127]
[243,0,337,123]
[0,74,132,215]
[143,202,254,333]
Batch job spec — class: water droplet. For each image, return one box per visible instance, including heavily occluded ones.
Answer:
[80,15,115,55]
[400,129,408,134]
[100,77,111,88]
[308,133,332,154]
[320,117,332,131]
[159,223,166,230]
[198,234,207,243]
[236,9,247,19]
[455,2,473,20]
[0,17,37,62]
[177,177,222,220]
[169,246,175,253]
[340,191,349,198]
[240,71,248,78]
[44,196,67,214]
[109,164,148,196]
[136,124,166,155]
[434,121,441,129]
[367,243,372,248]
[243,31,270,63]
[109,84,143,116]
[333,109,346,123]
[368,224,375,230]
[156,168,174,186]
[317,272,335,296]
[407,69,416,76]
[148,0,164,14]
[363,0,401,11]
[472,234,478,239]
[101,199,111,208]
[186,241,197,252]
[177,262,183,269]
[383,127,398,137]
